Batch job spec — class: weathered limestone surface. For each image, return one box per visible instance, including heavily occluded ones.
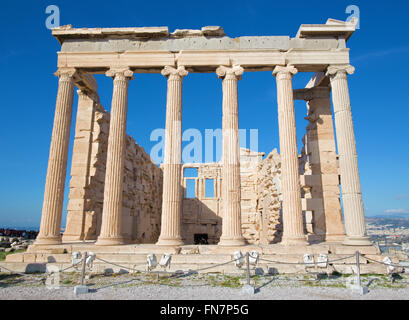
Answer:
[55,23,345,53]
[273,65,306,245]
[217,65,246,246]
[181,148,283,245]
[96,69,133,246]
[156,66,187,246]
[53,20,355,74]
[181,163,222,245]
[37,20,371,254]
[297,86,345,242]
[36,69,76,245]
[327,65,370,246]
[62,90,99,242]
[240,149,264,244]
[65,101,162,244]
[257,149,283,244]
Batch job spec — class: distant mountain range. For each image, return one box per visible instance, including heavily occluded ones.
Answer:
[367,213,409,219]
[366,216,409,228]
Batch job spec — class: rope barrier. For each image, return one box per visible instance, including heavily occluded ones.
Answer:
[95,256,243,277]
[1,250,408,292]
[358,253,404,268]
[171,257,243,276]
[258,254,356,266]
[94,256,150,273]
[0,264,46,282]
[59,260,84,273]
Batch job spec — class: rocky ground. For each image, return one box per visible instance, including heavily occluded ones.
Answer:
[0,271,408,300]
[0,236,34,255]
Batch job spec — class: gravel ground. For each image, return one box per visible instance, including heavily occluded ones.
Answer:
[0,272,408,300]
[0,283,408,300]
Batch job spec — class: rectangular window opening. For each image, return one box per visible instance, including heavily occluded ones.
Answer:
[205,178,215,198]
[186,179,196,198]
[184,167,198,178]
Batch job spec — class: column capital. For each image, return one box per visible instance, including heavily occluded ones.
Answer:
[54,67,78,80]
[106,67,134,80]
[161,65,188,79]
[326,64,355,78]
[273,65,298,79]
[216,65,244,80]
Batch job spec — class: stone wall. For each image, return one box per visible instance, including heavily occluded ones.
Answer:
[181,163,222,244]
[63,91,342,245]
[298,91,345,241]
[257,149,283,244]
[63,100,162,243]
[240,149,265,244]
[181,148,283,245]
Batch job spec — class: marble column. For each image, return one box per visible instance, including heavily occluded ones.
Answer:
[273,65,307,245]
[326,65,371,246]
[156,66,188,246]
[96,68,133,246]
[216,65,246,246]
[36,68,77,245]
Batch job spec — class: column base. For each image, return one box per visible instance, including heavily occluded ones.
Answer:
[324,234,346,242]
[218,236,247,246]
[34,236,62,245]
[281,235,308,246]
[343,235,372,246]
[61,234,83,242]
[156,237,184,246]
[95,235,125,246]
[308,233,346,243]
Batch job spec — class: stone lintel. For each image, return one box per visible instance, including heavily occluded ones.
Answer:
[52,26,170,44]
[75,70,98,97]
[53,26,228,44]
[57,49,350,73]
[56,23,351,53]
[293,86,330,101]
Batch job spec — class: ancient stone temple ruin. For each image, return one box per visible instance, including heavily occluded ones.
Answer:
[34,18,372,248]
[6,18,389,275]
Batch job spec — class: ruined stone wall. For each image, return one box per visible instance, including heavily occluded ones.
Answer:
[181,148,283,245]
[181,163,222,244]
[63,95,342,245]
[256,149,283,244]
[298,93,345,242]
[240,149,265,244]
[122,134,163,243]
[64,102,162,243]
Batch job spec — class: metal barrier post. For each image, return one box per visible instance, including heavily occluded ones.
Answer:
[74,251,89,295]
[347,251,368,295]
[241,252,255,294]
[246,252,250,286]
[80,252,87,286]
[356,251,361,288]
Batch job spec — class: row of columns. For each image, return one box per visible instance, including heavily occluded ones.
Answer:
[36,63,370,247]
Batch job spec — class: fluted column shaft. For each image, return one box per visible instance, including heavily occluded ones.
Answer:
[157,66,188,246]
[36,69,76,245]
[217,65,246,246]
[327,65,370,246]
[96,68,133,246]
[273,66,307,245]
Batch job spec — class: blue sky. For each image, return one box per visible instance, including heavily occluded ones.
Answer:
[0,0,408,228]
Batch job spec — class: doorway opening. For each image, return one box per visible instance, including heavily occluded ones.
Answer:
[194,233,209,244]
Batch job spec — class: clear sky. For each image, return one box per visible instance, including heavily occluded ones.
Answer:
[0,0,408,229]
